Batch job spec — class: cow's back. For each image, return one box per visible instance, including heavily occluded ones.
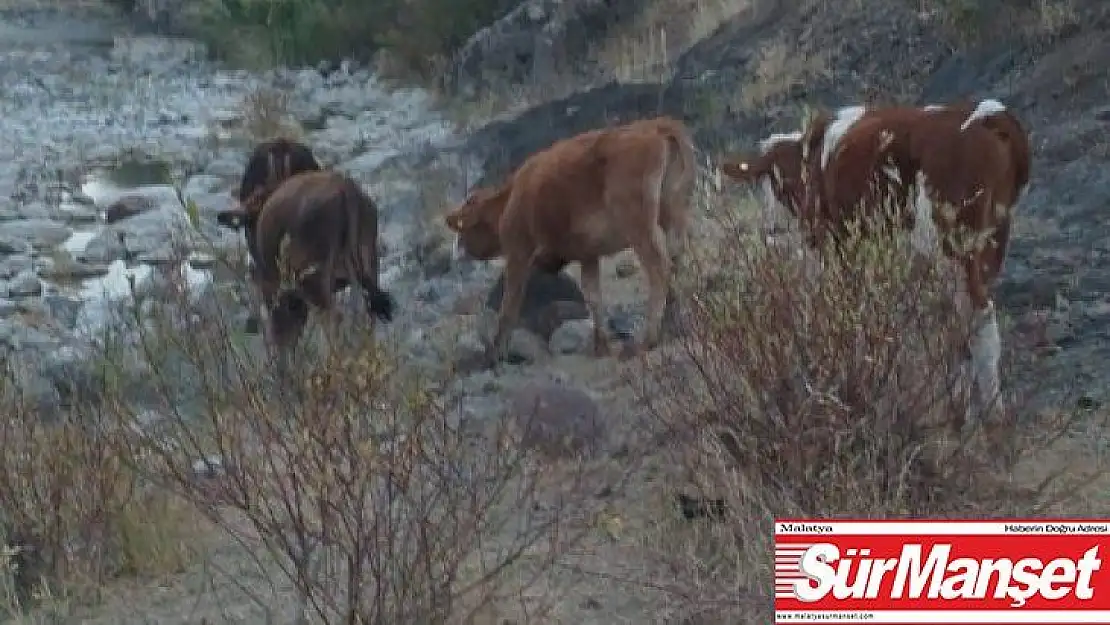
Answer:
[516,119,689,260]
[252,172,361,279]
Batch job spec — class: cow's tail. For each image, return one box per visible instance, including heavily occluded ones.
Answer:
[658,120,697,229]
[342,179,395,323]
[962,101,1031,198]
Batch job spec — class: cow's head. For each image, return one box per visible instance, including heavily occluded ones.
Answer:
[218,138,323,246]
[444,183,511,261]
[722,134,806,240]
[237,137,323,205]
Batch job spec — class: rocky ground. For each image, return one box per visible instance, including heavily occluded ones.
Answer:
[6,0,1110,622]
[0,6,462,414]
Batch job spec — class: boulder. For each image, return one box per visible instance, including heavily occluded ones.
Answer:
[507,381,608,459]
[484,268,588,341]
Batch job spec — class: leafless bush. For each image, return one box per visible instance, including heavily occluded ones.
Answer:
[0,361,197,617]
[623,195,1107,620]
[89,248,597,623]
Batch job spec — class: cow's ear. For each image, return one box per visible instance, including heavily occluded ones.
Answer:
[216,209,249,230]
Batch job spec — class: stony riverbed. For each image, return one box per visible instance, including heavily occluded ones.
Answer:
[0,7,480,412]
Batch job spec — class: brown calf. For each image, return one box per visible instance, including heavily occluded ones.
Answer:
[789,100,1031,415]
[216,167,395,347]
[444,116,696,364]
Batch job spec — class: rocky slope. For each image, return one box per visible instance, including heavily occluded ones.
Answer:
[456,0,1110,408]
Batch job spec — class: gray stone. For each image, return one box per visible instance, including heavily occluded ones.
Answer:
[54,202,100,225]
[42,294,83,330]
[0,255,32,280]
[506,328,549,365]
[7,271,42,297]
[507,381,607,460]
[485,269,589,341]
[203,158,245,181]
[79,231,127,264]
[0,235,29,256]
[186,190,236,219]
[104,194,158,223]
[37,258,110,281]
[549,318,594,354]
[184,174,227,198]
[0,219,72,250]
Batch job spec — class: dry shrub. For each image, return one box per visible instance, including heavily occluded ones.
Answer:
[917,0,1078,41]
[0,363,197,617]
[626,194,1106,620]
[89,251,597,623]
[238,86,303,144]
[736,39,828,111]
[594,0,752,83]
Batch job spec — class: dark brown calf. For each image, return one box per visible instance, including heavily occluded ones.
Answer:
[237,137,323,203]
[445,116,696,365]
[216,169,395,346]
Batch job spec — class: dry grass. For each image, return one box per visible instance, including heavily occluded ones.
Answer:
[593,0,754,83]
[0,365,203,618]
[237,86,304,144]
[917,0,1080,41]
[1031,0,1079,36]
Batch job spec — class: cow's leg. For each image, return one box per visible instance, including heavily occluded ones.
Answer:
[965,255,1001,418]
[661,216,689,336]
[487,256,528,366]
[579,256,611,357]
[630,223,672,356]
[299,264,339,349]
[255,275,281,351]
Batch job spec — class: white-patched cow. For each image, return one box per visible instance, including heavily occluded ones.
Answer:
[721,100,1032,416]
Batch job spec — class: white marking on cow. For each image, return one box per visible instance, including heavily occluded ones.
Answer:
[821,106,868,169]
[960,99,1007,131]
[910,171,939,257]
[451,232,467,262]
[881,165,901,184]
[923,104,946,112]
[970,301,1002,410]
[759,131,803,154]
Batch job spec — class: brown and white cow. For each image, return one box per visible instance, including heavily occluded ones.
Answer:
[216,146,395,347]
[722,100,1031,415]
[444,116,696,365]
